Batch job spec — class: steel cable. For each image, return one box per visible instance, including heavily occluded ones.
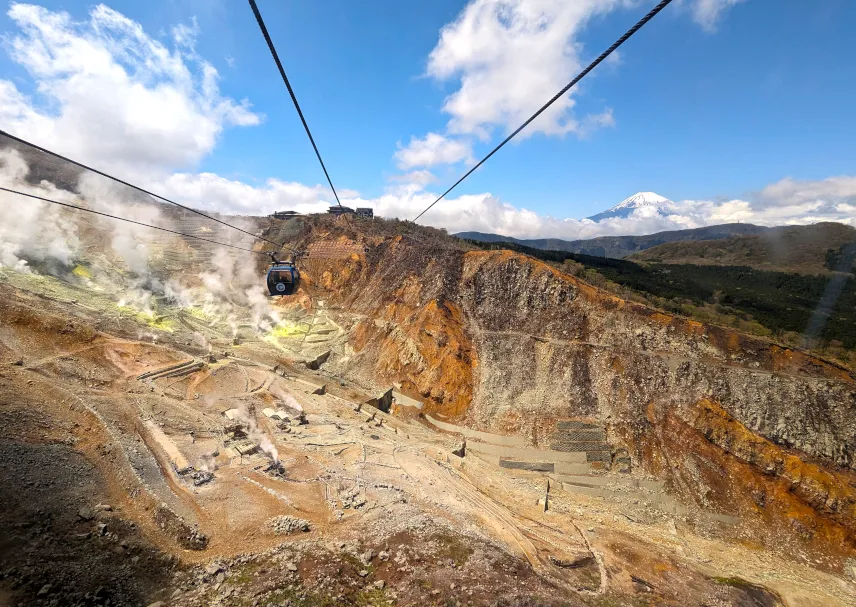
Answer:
[413,0,674,222]
[0,129,284,248]
[0,186,266,255]
[249,0,344,209]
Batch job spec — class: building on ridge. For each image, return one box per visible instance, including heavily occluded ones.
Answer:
[271,210,300,219]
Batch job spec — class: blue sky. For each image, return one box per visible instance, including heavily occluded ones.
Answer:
[1,0,855,238]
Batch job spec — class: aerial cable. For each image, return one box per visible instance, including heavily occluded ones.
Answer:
[413,0,674,222]
[0,129,284,248]
[248,0,344,209]
[0,186,265,256]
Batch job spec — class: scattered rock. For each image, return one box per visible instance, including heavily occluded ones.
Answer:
[77,506,94,521]
[378,550,389,562]
[269,515,311,535]
[549,555,595,569]
[37,584,52,597]
[358,569,369,578]
[846,558,856,582]
[667,519,678,536]
[205,562,224,576]
[373,580,385,590]
[145,602,164,607]
[286,562,298,572]
[305,350,331,371]
[612,448,632,473]
[10,358,23,366]
[93,503,113,513]
[631,575,655,590]
[361,549,374,565]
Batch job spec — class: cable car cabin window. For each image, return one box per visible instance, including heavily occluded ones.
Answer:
[270,270,293,283]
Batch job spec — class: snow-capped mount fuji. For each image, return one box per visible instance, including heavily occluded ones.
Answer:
[587,191,674,222]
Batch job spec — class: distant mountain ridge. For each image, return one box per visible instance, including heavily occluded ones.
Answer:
[630,222,856,275]
[457,223,771,259]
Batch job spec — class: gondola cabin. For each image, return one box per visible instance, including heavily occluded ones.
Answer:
[266,262,299,296]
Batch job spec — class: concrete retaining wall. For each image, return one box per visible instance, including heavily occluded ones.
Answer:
[293,378,326,395]
[499,459,554,472]
[554,461,593,475]
[425,415,527,447]
[466,440,587,464]
[392,391,423,410]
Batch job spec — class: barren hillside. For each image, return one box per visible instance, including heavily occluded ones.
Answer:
[1,165,855,606]
[277,217,856,567]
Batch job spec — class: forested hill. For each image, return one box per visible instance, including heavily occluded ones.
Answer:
[630,222,856,275]
[464,238,856,361]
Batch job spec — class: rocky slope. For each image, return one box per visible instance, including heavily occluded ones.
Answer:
[277,215,856,570]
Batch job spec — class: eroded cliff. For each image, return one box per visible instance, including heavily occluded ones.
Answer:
[272,216,856,567]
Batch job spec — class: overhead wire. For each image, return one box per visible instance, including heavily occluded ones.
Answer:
[0,129,285,248]
[413,0,675,222]
[248,0,344,209]
[0,186,265,256]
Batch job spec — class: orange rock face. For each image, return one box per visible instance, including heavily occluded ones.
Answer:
[277,217,856,565]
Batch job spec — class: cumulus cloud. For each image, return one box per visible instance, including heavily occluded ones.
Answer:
[688,0,746,32]
[0,2,260,180]
[160,172,331,216]
[390,170,438,187]
[755,175,856,208]
[426,0,625,139]
[394,133,473,169]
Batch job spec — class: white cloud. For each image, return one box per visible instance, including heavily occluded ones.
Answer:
[426,0,627,138]
[171,17,199,50]
[394,133,473,169]
[1,2,260,180]
[755,175,856,208]
[390,169,438,187]
[160,172,332,216]
[689,0,746,32]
